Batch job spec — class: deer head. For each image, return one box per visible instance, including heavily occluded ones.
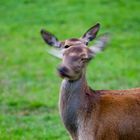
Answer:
[40,23,108,81]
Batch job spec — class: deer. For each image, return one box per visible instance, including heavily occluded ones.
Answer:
[40,23,140,140]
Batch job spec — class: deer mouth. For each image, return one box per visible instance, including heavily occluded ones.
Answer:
[58,71,71,78]
[57,69,70,79]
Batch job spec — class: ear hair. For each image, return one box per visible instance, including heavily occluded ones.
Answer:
[40,29,61,48]
[89,33,109,54]
[47,48,63,59]
[82,23,100,44]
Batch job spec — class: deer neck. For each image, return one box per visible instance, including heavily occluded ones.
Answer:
[59,72,89,137]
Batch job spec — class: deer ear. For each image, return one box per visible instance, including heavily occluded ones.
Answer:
[40,29,61,48]
[82,23,100,44]
[90,33,109,54]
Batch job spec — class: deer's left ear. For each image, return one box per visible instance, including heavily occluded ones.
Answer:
[82,23,100,44]
[40,29,61,48]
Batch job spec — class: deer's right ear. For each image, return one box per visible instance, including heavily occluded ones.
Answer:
[82,23,100,44]
[40,29,61,48]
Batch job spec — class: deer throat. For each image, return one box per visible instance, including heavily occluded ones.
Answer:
[59,77,86,137]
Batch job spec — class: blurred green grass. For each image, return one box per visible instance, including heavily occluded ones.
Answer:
[0,0,140,139]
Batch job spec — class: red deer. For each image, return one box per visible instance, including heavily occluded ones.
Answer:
[40,23,140,140]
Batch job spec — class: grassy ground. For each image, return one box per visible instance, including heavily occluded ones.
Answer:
[0,0,140,139]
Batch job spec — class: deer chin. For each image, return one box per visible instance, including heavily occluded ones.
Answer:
[58,71,71,79]
[58,71,81,81]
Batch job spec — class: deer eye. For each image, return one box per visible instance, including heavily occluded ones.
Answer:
[81,58,87,61]
[64,45,70,48]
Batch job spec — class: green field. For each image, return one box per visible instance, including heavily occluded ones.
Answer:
[0,0,140,139]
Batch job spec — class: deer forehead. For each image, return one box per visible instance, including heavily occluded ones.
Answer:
[63,46,88,58]
[64,38,85,46]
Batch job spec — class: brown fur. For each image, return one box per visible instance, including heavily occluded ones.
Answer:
[87,88,140,140]
[84,88,139,140]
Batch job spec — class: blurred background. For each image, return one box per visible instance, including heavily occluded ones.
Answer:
[0,0,140,139]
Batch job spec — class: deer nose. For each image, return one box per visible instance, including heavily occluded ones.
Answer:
[57,66,69,74]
